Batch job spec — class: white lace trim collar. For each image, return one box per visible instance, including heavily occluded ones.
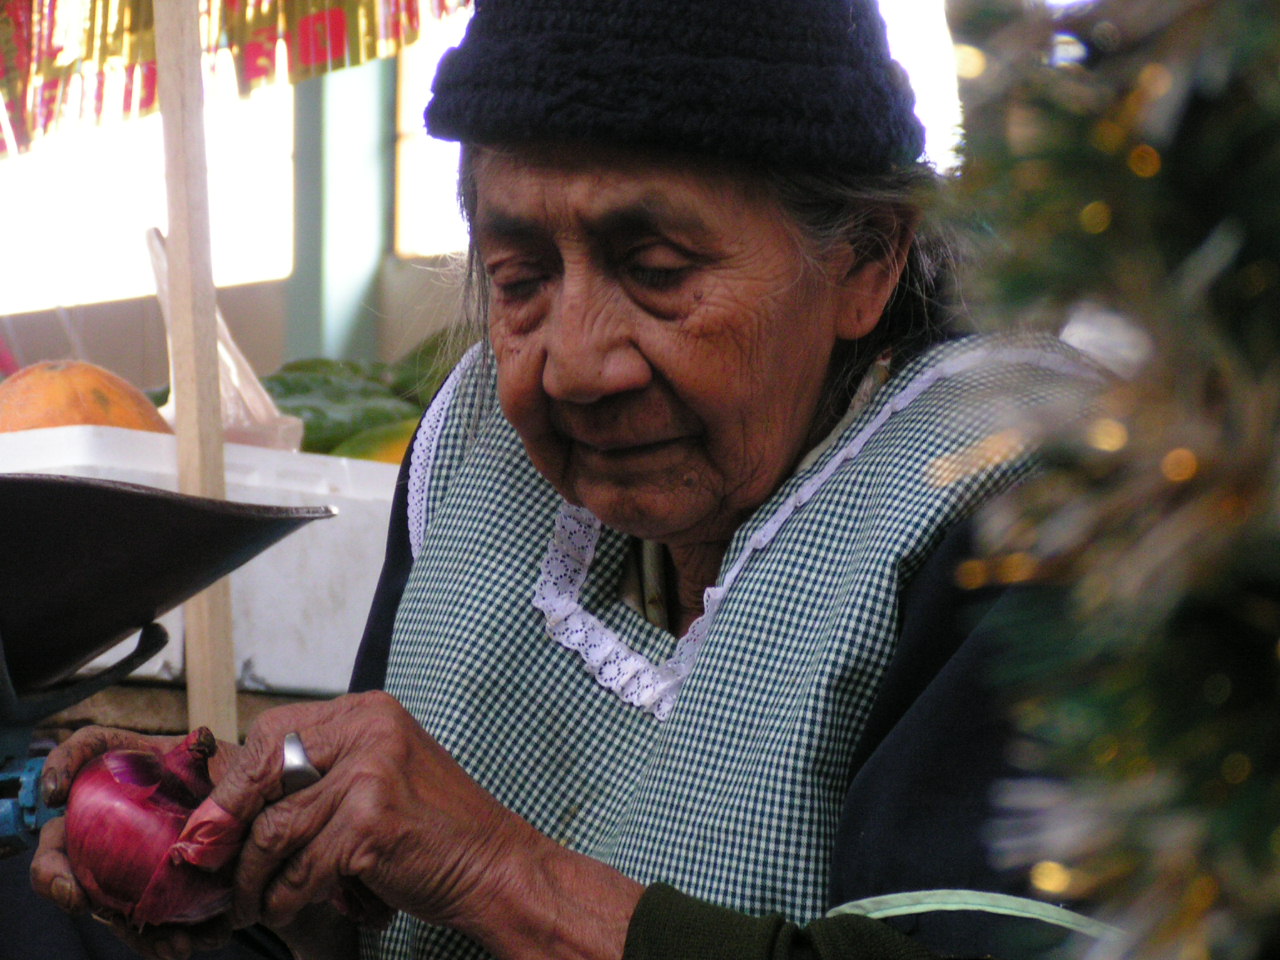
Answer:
[533,505,701,720]
[532,343,1098,721]
[407,342,484,561]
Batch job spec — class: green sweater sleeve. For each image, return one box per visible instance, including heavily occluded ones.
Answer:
[623,884,942,960]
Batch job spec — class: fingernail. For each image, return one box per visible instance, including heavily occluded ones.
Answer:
[40,769,60,804]
[51,877,75,911]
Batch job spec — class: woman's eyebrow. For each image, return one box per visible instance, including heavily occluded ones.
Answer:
[589,196,716,243]
[475,194,717,247]
[474,211,547,247]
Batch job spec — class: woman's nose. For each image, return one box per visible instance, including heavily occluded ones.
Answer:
[541,273,651,404]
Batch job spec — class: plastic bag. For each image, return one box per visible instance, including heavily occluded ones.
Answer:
[147,229,304,451]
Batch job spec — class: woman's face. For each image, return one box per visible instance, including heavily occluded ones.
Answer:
[474,145,902,547]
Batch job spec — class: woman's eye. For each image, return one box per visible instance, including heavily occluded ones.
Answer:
[487,263,548,303]
[495,276,545,301]
[623,247,692,291]
[627,264,688,291]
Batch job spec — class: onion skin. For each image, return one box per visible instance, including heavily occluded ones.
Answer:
[64,727,245,927]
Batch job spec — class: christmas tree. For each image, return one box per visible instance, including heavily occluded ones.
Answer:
[945,0,1280,956]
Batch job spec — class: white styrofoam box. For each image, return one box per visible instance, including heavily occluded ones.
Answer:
[0,425,400,696]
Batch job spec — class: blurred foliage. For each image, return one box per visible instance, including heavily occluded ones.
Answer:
[949,0,1280,366]
[147,329,465,455]
[261,329,462,454]
[946,1,1280,957]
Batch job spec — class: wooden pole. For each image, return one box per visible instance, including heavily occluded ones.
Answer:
[153,0,238,743]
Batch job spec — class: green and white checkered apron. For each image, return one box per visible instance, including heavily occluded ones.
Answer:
[368,335,1097,959]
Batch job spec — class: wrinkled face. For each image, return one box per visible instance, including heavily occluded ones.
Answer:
[474,145,894,547]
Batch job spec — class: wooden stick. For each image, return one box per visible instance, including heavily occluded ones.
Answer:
[154,0,238,743]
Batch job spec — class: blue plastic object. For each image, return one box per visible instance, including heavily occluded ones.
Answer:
[0,622,168,856]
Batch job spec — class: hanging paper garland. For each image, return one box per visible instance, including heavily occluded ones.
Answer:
[0,0,449,154]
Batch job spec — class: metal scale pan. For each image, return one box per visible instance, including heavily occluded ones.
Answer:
[0,472,333,854]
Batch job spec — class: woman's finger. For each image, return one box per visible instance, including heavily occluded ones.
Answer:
[222,691,462,928]
[258,810,392,930]
[229,765,348,927]
[209,691,402,873]
[86,904,232,960]
[205,699,339,825]
[211,699,364,928]
[40,726,181,806]
[29,816,88,913]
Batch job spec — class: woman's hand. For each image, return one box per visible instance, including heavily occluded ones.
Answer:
[29,725,240,960]
[215,690,644,959]
[213,690,520,932]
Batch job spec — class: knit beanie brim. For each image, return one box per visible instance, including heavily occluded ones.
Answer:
[425,0,926,173]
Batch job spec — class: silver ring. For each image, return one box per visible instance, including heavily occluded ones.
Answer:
[281,731,321,795]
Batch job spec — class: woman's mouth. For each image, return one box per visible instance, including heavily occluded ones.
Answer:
[571,435,690,471]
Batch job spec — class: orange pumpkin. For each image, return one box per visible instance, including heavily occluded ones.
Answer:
[0,360,172,434]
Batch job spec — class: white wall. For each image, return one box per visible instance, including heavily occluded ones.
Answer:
[1,252,466,392]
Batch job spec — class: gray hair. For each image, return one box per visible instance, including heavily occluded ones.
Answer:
[761,162,959,420]
[452,147,958,420]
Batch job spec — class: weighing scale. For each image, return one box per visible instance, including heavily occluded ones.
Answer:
[0,472,333,857]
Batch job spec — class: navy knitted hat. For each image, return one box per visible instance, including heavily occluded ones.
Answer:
[425,0,926,173]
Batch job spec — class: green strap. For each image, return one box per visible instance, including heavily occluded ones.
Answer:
[827,889,1119,941]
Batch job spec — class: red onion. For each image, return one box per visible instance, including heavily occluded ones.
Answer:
[65,727,245,927]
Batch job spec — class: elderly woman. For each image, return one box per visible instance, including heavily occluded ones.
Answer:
[33,1,1098,958]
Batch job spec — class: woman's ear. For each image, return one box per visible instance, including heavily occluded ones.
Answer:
[830,211,918,341]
